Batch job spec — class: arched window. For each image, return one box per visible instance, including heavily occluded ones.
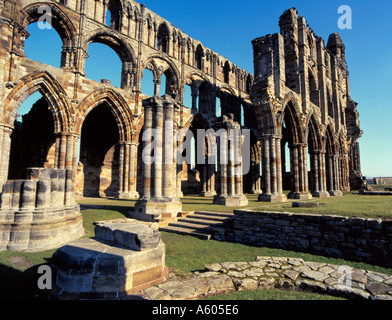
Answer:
[240,105,245,127]
[85,43,122,88]
[78,102,120,197]
[216,96,222,117]
[246,74,252,94]
[141,69,155,96]
[184,84,192,109]
[106,0,122,30]
[223,61,230,84]
[157,23,170,54]
[24,22,63,68]
[327,88,334,118]
[308,69,318,106]
[8,92,55,179]
[160,73,167,96]
[195,45,204,70]
[308,34,314,59]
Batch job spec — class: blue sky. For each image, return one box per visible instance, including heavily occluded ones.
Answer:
[23,0,392,178]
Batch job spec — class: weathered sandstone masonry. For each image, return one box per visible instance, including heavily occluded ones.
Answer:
[0,167,84,251]
[51,219,167,299]
[232,210,392,268]
[0,1,367,248]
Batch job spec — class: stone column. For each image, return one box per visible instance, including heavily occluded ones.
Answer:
[249,161,262,194]
[162,99,174,198]
[142,104,153,199]
[0,125,12,188]
[214,118,248,206]
[259,135,286,202]
[332,154,343,196]
[116,141,139,199]
[153,103,163,198]
[275,137,283,195]
[328,154,343,196]
[118,143,125,196]
[133,96,182,224]
[319,151,328,195]
[288,143,312,199]
[312,150,330,197]
[128,142,139,199]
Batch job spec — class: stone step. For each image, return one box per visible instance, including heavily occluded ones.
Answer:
[169,220,224,231]
[193,211,234,218]
[160,210,235,240]
[177,217,226,226]
[159,225,212,240]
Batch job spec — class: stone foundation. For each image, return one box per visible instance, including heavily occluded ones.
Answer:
[0,168,84,251]
[258,193,288,203]
[51,219,168,299]
[213,195,248,207]
[131,198,183,224]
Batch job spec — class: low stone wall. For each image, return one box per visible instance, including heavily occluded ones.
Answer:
[232,210,392,268]
[0,168,84,251]
[373,177,392,185]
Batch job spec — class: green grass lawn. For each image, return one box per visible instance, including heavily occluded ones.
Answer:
[78,191,392,219]
[203,288,346,300]
[1,193,392,300]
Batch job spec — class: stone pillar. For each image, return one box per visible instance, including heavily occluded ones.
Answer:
[288,143,312,200]
[311,150,330,198]
[142,105,153,199]
[128,142,139,199]
[133,96,182,224]
[249,161,262,194]
[214,117,248,206]
[320,151,328,195]
[259,135,286,202]
[117,142,139,199]
[0,125,12,189]
[328,154,343,196]
[153,104,163,198]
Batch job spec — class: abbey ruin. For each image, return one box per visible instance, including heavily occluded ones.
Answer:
[0,0,363,250]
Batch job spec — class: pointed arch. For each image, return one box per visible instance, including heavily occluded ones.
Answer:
[4,71,72,133]
[106,0,123,30]
[157,22,171,54]
[195,44,204,70]
[76,88,134,142]
[223,61,230,83]
[326,124,337,155]
[307,114,322,151]
[278,93,304,144]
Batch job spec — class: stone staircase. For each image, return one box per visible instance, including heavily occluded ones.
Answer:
[159,211,235,241]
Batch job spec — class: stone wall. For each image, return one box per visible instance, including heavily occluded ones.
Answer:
[0,167,84,251]
[232,210,392,268]
[373,177,392,185]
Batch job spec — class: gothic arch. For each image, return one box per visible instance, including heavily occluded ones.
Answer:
[326,124,337,155]
[278,93,304,144]
[141,55,181,93]
[4,70,73,133]
[83,29,137,66]
[156,22,171,54]
[76,88,134,142]
[21,2,76,45]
